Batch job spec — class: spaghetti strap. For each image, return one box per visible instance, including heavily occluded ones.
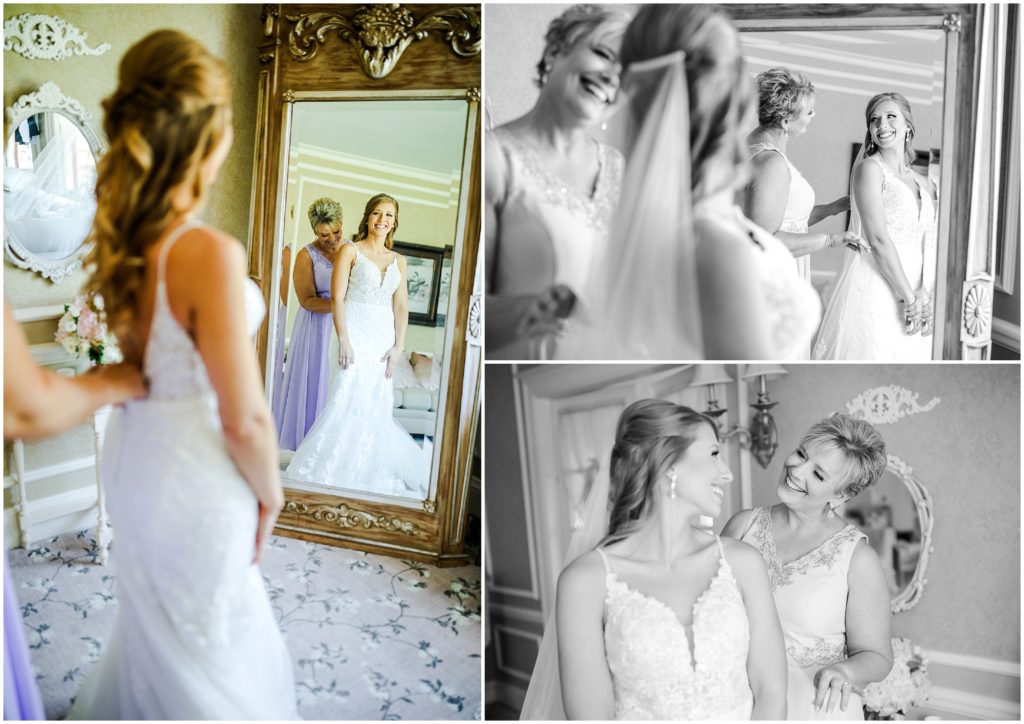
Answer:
[594,547,612,577]
[738,508,761,539]
[156,219,203,286]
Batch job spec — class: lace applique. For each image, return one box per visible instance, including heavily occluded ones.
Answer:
[871,158,935,254]
[346,251,401,307]
[787,637,849,669]
[497,130,623,235]
[598,542,753,720]
[746,507,865,591]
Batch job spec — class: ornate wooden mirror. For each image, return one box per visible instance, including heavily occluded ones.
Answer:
[249,3,481,564]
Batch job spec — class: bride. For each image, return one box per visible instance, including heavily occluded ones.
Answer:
[522,400,786,720]
[68,30,296,718]
[287,194,428,497]
[813,92,938,360]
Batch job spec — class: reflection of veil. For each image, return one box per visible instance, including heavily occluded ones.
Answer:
[4,116,95,259]
[519,457,610,720]
[559,51,703,360]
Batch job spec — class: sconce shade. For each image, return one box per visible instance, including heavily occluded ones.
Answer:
[741,364,788,381]
[689,364,733,388]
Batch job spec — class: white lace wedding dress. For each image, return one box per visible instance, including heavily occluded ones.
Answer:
[68,221,298,719]
[287,249,428,497]
[596,538,753,720]
[813,156,937,360]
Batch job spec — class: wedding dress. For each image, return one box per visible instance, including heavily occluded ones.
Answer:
[597,540,753,720]
[812,156,937,360]
[286,248,428,497]
[740,506,868,721]
[68,220,298,719]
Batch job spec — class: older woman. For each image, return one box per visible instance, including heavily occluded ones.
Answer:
[742,67,866,284]
[723,413,894,720]
[273,197,346,450]
[813,92,938,361]
[486,4,629,359]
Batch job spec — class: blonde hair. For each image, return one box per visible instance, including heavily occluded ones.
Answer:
[84,29,231,355]
[354,193,400,249]
[800,413,887,498]
[308,197,343,233]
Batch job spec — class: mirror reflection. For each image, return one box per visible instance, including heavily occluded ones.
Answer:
[738,28,946,359]
[4,111,97,260]
[842,467,922,597]
[271,99,470,503]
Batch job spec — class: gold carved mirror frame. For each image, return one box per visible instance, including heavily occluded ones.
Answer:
[249,4,481,565]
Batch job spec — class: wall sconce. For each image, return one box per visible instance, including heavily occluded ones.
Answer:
[688,364,788,468]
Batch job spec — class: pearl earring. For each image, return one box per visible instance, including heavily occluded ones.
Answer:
[667,470,677,499]
[827,505,835,520]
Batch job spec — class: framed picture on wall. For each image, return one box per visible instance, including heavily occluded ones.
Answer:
[394,241,443,325]
[436,247,454,327]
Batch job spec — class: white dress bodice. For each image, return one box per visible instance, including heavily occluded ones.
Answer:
[597,539,753,720]
[751,142,816,284]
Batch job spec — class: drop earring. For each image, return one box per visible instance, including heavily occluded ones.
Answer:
[667,469,677,499]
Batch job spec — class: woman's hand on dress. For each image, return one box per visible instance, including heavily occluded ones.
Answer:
[338,338,355,368]
[828,231,870,254]
[813,664,856,714]
[517,284,577,339]
[381,346,402,379]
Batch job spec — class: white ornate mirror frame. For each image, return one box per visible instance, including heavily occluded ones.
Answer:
[4,82,105,282]
[884,454,935,614]
[846,383,939,612]
[249,3,481,565]
[3,13,110,60]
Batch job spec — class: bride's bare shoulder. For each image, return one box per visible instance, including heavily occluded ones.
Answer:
[558,548,608,597]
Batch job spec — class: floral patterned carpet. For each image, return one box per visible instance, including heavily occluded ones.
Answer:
[7,529,481,719]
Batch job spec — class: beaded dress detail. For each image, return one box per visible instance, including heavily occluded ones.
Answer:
[596,538,753,720]
[740,506,867,720]
[287,248,429,496]
[68,221,297,719]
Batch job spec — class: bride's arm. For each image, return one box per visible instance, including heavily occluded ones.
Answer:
[725,540,787,719]
[695,220,776,359]
[384,255,409,378]
[852,161,923,324]
[182,229,282,562]
[331,244,357,367]
[812,540,893,714]
[556,551,614,720]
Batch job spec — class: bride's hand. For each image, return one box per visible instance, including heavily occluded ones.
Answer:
[381,346,402,379]
[338,338,355,368]
[253,498,282,565]
[518,284,577,338]
[916,288,934,336]
[813,664,856,714]
[901,294,924,335]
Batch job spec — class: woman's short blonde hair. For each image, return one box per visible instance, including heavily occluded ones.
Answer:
[308,197,343,233]
[756,66,815,128]
[800,413,887,499]
[535,4,631,86]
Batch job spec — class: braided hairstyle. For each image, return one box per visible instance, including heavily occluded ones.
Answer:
[600,399,717,546]
[84,29,231,358]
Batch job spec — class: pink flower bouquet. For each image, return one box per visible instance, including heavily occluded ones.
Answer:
[55,294,122,365]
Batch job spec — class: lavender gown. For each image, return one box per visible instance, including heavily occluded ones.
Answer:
[274,243,336,451]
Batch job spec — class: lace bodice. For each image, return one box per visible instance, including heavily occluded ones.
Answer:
[597,539,753,720]
[346,248,401,306]
[144,221,265,400]
[871,156,936,259]
[740,506,866,670]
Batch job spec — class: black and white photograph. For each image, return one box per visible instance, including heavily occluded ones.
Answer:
[484,3,1020,361]
[484,363,1021,720]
